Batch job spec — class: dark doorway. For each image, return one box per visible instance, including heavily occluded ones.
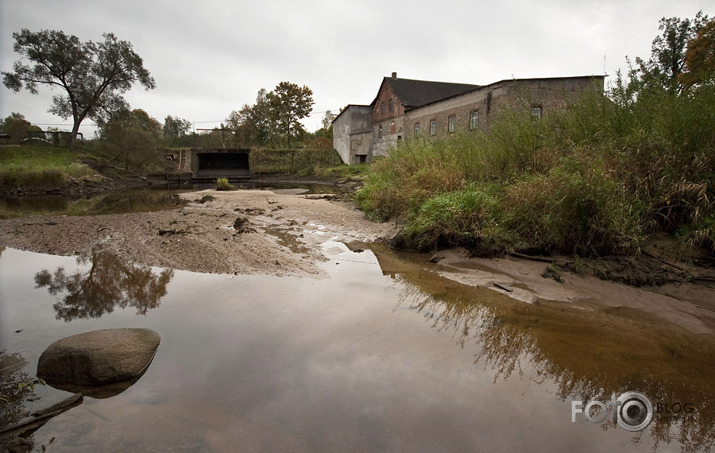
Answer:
[195,151,250,179]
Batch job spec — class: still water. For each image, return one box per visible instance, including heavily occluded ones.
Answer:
[1,241,713,452]
[0,182,338,218]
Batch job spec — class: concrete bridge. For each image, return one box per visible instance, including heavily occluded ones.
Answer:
[169,148,251,181]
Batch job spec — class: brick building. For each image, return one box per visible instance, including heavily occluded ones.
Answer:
[333,72,605,165]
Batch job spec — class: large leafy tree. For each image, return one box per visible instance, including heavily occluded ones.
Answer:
[267,82,314,146]
[226,88,272,145]
[100,109,164,171]
[679,18,715,88]
[163,115,192,144]
[636,11,710,93]
[226,82,314,147]
[2,29,155,149]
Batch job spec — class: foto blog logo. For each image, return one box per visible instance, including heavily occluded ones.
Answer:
[572,391,654,432]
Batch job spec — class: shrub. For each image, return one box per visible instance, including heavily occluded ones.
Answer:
[215,178,234,191]
[400,185,511,255]
[501,155,645,255]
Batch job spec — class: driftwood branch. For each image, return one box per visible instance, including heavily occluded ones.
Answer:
[0,393,83,438]
[508,252,574,266]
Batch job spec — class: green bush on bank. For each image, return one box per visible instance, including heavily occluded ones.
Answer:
[356,84,715,256]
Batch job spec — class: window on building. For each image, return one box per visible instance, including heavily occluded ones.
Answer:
[378,124,383,138]
[414,123,420,135]
[470,111,479,130]
[381,102,385,115]
[448,115,456,133]
[430,120,437,136]
[531,106,542,119]
[388,99,393,113]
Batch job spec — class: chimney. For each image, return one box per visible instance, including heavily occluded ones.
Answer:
[391,72,397,78]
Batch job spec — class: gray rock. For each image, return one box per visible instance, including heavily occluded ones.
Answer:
[37,328,160,386]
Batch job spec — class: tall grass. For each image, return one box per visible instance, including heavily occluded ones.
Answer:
[356,84,715,256]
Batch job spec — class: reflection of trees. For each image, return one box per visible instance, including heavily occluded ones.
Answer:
[0,350,32,428]
[390,270,715,453]
[1,350,37,452]
[34,247,173,321]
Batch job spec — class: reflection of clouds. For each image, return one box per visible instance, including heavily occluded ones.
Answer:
[390,271,715,452]
[34,246,173,321]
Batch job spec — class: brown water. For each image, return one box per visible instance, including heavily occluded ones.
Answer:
[1,242,713,452]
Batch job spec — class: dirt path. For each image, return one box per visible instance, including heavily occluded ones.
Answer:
[0,189,398,277]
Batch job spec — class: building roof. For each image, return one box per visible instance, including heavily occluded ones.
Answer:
[383,77,481,109]
[331,104,371,124]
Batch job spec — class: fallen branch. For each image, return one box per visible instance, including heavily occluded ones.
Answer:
[0,393,83,438]
[492,282,514,293]
[509,252,573,266]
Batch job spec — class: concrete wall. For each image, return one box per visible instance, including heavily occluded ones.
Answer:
[371,115,406,158]
[332,105,372,164]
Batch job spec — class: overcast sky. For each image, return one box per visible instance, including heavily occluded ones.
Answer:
[0,0,711,136]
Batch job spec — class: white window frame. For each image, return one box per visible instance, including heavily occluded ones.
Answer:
[430,119,437,136]
[448,115,456,133]
[470,111,479,130]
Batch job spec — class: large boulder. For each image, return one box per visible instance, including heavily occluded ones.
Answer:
[37,328,160,387]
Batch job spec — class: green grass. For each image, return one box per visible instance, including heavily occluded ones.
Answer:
[0,145,97,188]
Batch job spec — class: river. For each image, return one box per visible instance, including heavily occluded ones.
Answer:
[0,192,714,452]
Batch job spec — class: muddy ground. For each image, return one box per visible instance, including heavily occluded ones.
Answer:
[1,188,713,334]
[0,189,398,277]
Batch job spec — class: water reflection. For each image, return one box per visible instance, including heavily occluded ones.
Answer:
[0,350,32,429]
[0,189,185,218]
[34,247,173,321]
[375,247,715,452]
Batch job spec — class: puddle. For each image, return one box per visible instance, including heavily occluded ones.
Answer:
[1,244,714,452]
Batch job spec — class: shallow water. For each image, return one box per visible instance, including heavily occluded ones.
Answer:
[0,188,188,217]
[0,182,338,217]
[1,243,713,452]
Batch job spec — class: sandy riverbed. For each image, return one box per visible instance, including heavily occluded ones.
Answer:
[0,189,398,277]
[1,188,713,334]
